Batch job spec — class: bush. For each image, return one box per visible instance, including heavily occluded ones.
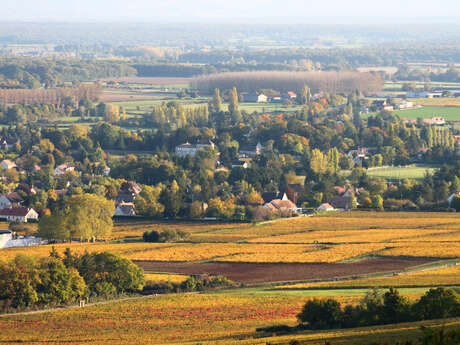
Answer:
[143,229,189,243]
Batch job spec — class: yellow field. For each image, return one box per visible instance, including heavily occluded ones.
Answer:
[1,213,460,265]
[409,97,460,106]
[277,264,460,289]
[145,273,189,284]
[0,292,458,345]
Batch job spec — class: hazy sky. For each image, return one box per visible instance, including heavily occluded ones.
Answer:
[3,0,460,23]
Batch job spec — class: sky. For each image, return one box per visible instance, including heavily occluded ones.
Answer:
[3,0,460,23]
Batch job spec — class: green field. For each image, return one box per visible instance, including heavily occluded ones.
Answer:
[366,165,438,181]
[394,106,460,121]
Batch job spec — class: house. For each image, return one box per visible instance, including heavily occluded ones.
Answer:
[318,203,335,212]
[175,140,215,157]
[282,92,297,100]
[0,192,24,209]
[114,202,136,217]
[1,159,17,170]
[120,181,142,195]
[263,199,298,213]
[243,94,268,103]
[239,142,263,158]
[231,160,249,169]
[262,191,289,204]
[54,164,75,175]
[0,207,39,222]
[113,192,135,204]
[394,100,414,110]
[330,195,353,210]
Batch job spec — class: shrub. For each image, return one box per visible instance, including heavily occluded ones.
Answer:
[297,298,343,329]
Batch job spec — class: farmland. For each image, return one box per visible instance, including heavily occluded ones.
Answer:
[1,212,459,344]
[1,212,460,283]
[0,292,458,345]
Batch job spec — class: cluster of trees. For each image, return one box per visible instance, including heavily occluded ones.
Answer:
[193,71,383,95]
[0,58,136,89]
[297,287,460,330]
[143,101,209,129]
[395,65,460,83]
[0,249,145,311]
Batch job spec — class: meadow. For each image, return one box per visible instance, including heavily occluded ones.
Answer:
[365,165,438,181]
[394,106,460,120]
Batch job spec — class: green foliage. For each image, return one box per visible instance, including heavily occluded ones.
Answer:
[297,298,343,329]
[143,229,189,243]
[74,251,145,296]
[38,194,115,241]
[296,287,460,331]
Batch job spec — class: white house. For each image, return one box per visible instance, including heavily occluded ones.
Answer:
[243,94,268,103]
[54,164,75,175]
[318,203,335,212]
[114,202,136,217]
[231,160,250,169]
[175,140,215,157]
[1,159,17,170]
[0,207,39,222]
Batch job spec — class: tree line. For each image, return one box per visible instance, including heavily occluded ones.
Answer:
[193,71,383,95]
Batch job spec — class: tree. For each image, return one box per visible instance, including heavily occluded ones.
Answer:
[0,255,39,309]
[65,194,115,241]
[228,87,241,123]
[371,195,384,210]
[413,287,460,320]
[75,252,145,295]
[211,88,222,113]
[297,298,343,329]
[38,194,115,241]
[36,258,86,305]
[134,185,164,217]
[381,287,411,324]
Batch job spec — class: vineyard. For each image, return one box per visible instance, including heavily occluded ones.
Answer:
[0,293,458,344]
[0,212,460,344]
[1,212,460,266]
